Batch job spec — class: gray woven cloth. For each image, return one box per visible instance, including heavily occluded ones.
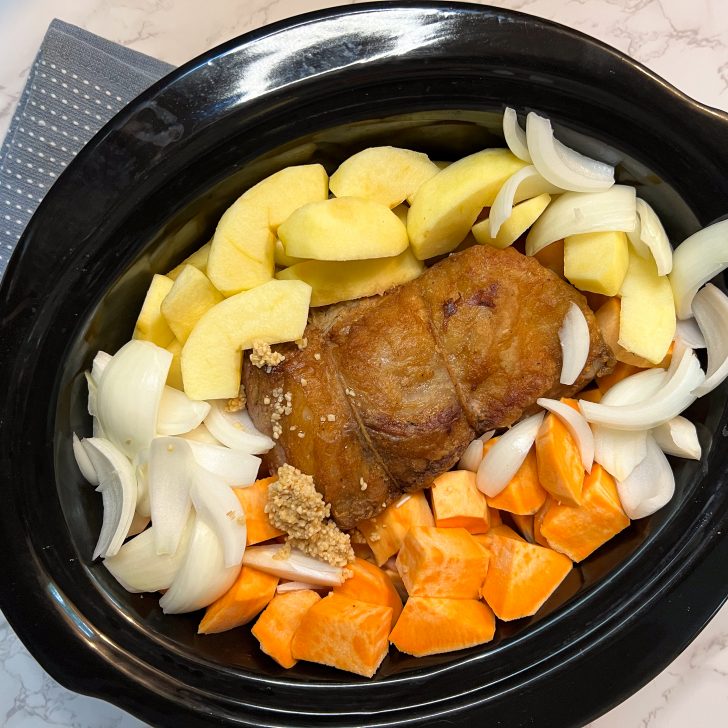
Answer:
[0,19,173,278]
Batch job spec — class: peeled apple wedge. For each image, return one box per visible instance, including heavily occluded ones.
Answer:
[206,164,328,296]
[563,231,629,296]
[132,274,175,347]
[407,148,527,260]
[276,248,424,306]
[167,241,211,280]
[274,239,307,268]
[278,197,409,261]
[618,252,676,364]
[329,146,440,208]
[181,279,312,400]
[472,193,551,250]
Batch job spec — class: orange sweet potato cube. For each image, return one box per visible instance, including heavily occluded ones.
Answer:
[480,532,572,621]
[540,464,630,562]
[430,470,490,533]
[533,239,564,278]
[234,477,284,545]
[510,513,535,543]
[389,597,496,657]
[577,388,603,404]
[490,508,502,527]
[533,499,551,547]
[357,491,434,565]
[396,526,489,599]
[251,589,321,668]
[535,412,584,506]
[291,593,392,677]
[596,361,644,393]
[483,441,548,515]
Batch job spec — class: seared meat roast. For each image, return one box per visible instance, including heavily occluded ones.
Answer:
[244,245,613,529]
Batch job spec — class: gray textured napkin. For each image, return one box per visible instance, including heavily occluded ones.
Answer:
[0,19,173,278]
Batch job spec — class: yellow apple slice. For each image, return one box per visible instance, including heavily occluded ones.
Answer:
[160,265,224,344]
[181,279,312,400]
[274,239,307,268]
[167,241,211,281]
[279,197,409,261]
[276,248,424,306]
[407,148,527,260]
[166,339,184,390]
[133,274,175,347]
[564,231,629,296]
[329,146,440,208]
[471,193,551,249]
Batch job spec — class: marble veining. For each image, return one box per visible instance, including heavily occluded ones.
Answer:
[1,0,727,725]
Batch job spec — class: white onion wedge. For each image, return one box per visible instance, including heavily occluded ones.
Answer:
[243,545,346,586]
[104,516,193,593]
[579,347,704,430]
[181,423,222,445]
[616,435,675,519]
[394,494,412,508]
[159,517,241,614]
[559,302,590,385]
[85,372,98,416]
[503,107,532,162]
[525,112,615,192]
[134,448,151,518]
[81,437,137,560]
[127,512,150,538]
[489,166,560,238]
[91,350,112,384]
[189,468,246,568]
[631,199,673,275]
[675,318,706,349]
[477,413,544,497]
[96,340,172,459]
[525,186,636,256]
[204,401,275,454]
[670,219,728,319]
[276,581,326,594]
[148,436,194,556]
[73,432,99,485]
[187,440,261,486]
[692,283,728,396]
[536,398,594,472]
[458,439,484,472]
[157,387,210,436]
[653,416,701,460]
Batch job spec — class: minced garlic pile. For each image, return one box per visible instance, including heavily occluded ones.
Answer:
[250,341,285,368]
[265,464,354,567]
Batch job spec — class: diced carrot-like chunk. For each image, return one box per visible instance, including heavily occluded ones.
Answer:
[198,565,278,634]
[357,492,434,566]
[291,593,392,677]
[533,499,551,547]
[483,440,548,515]
[431,470,490,533]
[234,477,284,545]
[490,508,502,527]
[510,513,535,543]
[474,524,525,553]
[534,239,564,278]
[535,413,584,506]
[577,388,603,403]
[540,464,630,562]
[251,589,321,668]
[333,557,403,627]
[596,361,644,393]
[396,526,489,598]
[480,532,572,621]
[389,597,496,656]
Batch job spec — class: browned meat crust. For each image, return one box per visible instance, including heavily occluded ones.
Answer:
[244,245,613,529]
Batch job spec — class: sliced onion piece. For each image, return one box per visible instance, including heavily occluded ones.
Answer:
[525,186,636,256]
[653,416,701,460]
[204,401,275,454]
[127,512,150,538]
[96,340,172,459]
[157,386,211,436]
[148,436,194,556]
[536,398,593,472]
[670,219,728,319]
[104,515,194,593]
[181,423,222,445]
[633,199,673,275]
[159,517,241,614]
[579,347,704,430]
[276,580,326,594]
[503,107,532,162]
[675,318,706,349]
[559,302,590,385]
[134,448,151,518]
[477,413,544,497]
[458,439,484,472]
[692,283,728,396]
[243,545,346,586]
[616,435,675,519]
[81,437,137,559]
[190,467,247,568]
[627,222,651,259]
[85,372,98,417]
[525,112,615,192]
[90,350,112,384]
[489,165,560,237]
[73,433,98,485]
[186,440,260,486]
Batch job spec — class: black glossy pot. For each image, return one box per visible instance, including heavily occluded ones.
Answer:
[2,3,728,726]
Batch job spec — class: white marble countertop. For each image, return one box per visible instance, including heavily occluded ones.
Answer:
[1,0,728,726]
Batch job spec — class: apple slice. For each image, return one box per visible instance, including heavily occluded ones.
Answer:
[167,241,211,281]
[133,274,175,348]
[564,231,629,297]
[471,193,551,250]
[407,149,527,260]
[181,279,312,400]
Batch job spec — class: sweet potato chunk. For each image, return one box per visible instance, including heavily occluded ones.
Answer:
[533,499,551,547]
[510,513,535,543]
[540,464,630,562]
[333,557,403,627]
[357,492,434,565]
[198,565,278,634]
[396,526,489,598]
[251,589,321,668]
[291,593,392,677]
[389,597,496,656]
[430,470,490,533]
[596,360,644,393]
[535,412,584,506]
[480,532,572,621]
[234,477,284,545]
[483,441,548,515]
